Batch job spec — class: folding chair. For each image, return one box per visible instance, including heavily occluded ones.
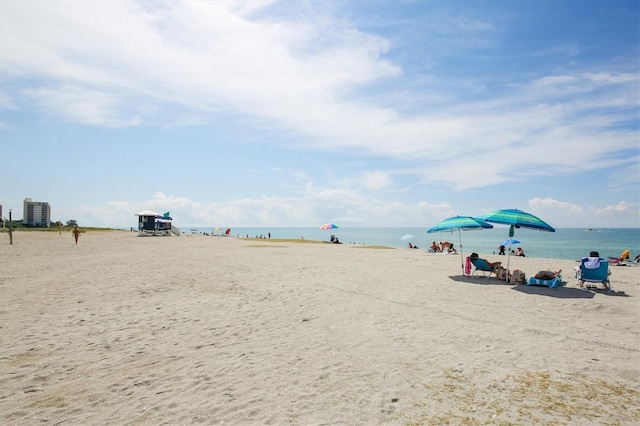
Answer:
[470,257,500,279]
[579,259,611,292]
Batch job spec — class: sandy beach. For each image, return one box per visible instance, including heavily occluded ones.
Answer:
[1,231,638,425]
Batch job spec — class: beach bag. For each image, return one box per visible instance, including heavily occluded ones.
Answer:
[512,269,526,284]
[497,267,511,281]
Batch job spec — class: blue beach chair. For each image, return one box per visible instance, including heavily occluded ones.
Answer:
[578,259,611,292]
[470,257,500,279]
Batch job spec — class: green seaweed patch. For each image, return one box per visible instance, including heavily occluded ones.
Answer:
[0,226,125,233]
[244,238,324,245]
[402,368,639,425]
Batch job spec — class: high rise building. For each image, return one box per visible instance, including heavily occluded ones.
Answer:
[23,198,51,227]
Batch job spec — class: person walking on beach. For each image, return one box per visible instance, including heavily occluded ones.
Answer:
[72,226,81,244]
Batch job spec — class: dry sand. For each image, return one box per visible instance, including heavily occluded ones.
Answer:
[1,231,638,425]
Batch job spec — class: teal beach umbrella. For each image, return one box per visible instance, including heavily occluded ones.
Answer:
[427,216,494,275]
[478,209,555,281]
[477,209,555,232]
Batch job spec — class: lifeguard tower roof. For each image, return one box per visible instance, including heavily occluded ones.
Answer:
[135,210,160,217]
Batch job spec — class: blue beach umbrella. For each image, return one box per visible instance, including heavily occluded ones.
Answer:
[427,216,494,275]
[478,209,555,281]
[501,239,521,246]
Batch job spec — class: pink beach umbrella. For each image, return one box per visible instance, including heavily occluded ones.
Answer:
[320,223,339,242]
[320,223,339,230]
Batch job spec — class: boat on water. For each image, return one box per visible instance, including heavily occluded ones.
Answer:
[585,228,597,232]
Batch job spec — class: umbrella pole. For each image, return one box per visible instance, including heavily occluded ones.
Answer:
[506,238,512,282]
[458,229,464,275]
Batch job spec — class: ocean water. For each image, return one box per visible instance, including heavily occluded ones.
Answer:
[179,226,640,261]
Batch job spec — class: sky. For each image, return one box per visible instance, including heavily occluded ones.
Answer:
[0,0,638,229]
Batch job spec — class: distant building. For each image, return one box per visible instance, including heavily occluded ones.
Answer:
[0,204,3,220]
[23,198,51,227]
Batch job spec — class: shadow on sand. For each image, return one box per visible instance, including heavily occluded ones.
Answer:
[511,283,594,299]
[449,275,630,298]
[448,275,511,286]
[511,283,630,298]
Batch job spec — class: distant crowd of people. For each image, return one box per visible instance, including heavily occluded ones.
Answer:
[497,245,526,257]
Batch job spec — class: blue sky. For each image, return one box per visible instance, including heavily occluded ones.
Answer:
[1,0,638,229]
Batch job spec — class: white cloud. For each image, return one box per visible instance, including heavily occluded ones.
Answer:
[0,0,637,209]
[58,188,638,230]
[529,197,585,216]
[589,201,638,221]
[66,189,455,228]
[23,85,141,127]
[584,73,638,85]
[0,91,14,109]
[528,197,639,228]
[3,4,636,149]
[360,171,393,191]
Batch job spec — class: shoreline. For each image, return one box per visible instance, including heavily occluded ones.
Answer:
[1,232,639,424]
[3,227,638,262]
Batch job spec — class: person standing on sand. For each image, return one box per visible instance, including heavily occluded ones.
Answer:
[72,226,81,244]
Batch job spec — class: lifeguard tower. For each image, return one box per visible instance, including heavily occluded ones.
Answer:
[135,211,180,236]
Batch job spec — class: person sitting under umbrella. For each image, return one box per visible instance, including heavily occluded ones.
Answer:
[516,247,525,257]
[469,253,501,269]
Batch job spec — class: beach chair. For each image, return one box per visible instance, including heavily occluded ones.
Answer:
[470,257,500,278]
[608,250,635,266]
[578,259,611,292]
[619,257,640,267]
